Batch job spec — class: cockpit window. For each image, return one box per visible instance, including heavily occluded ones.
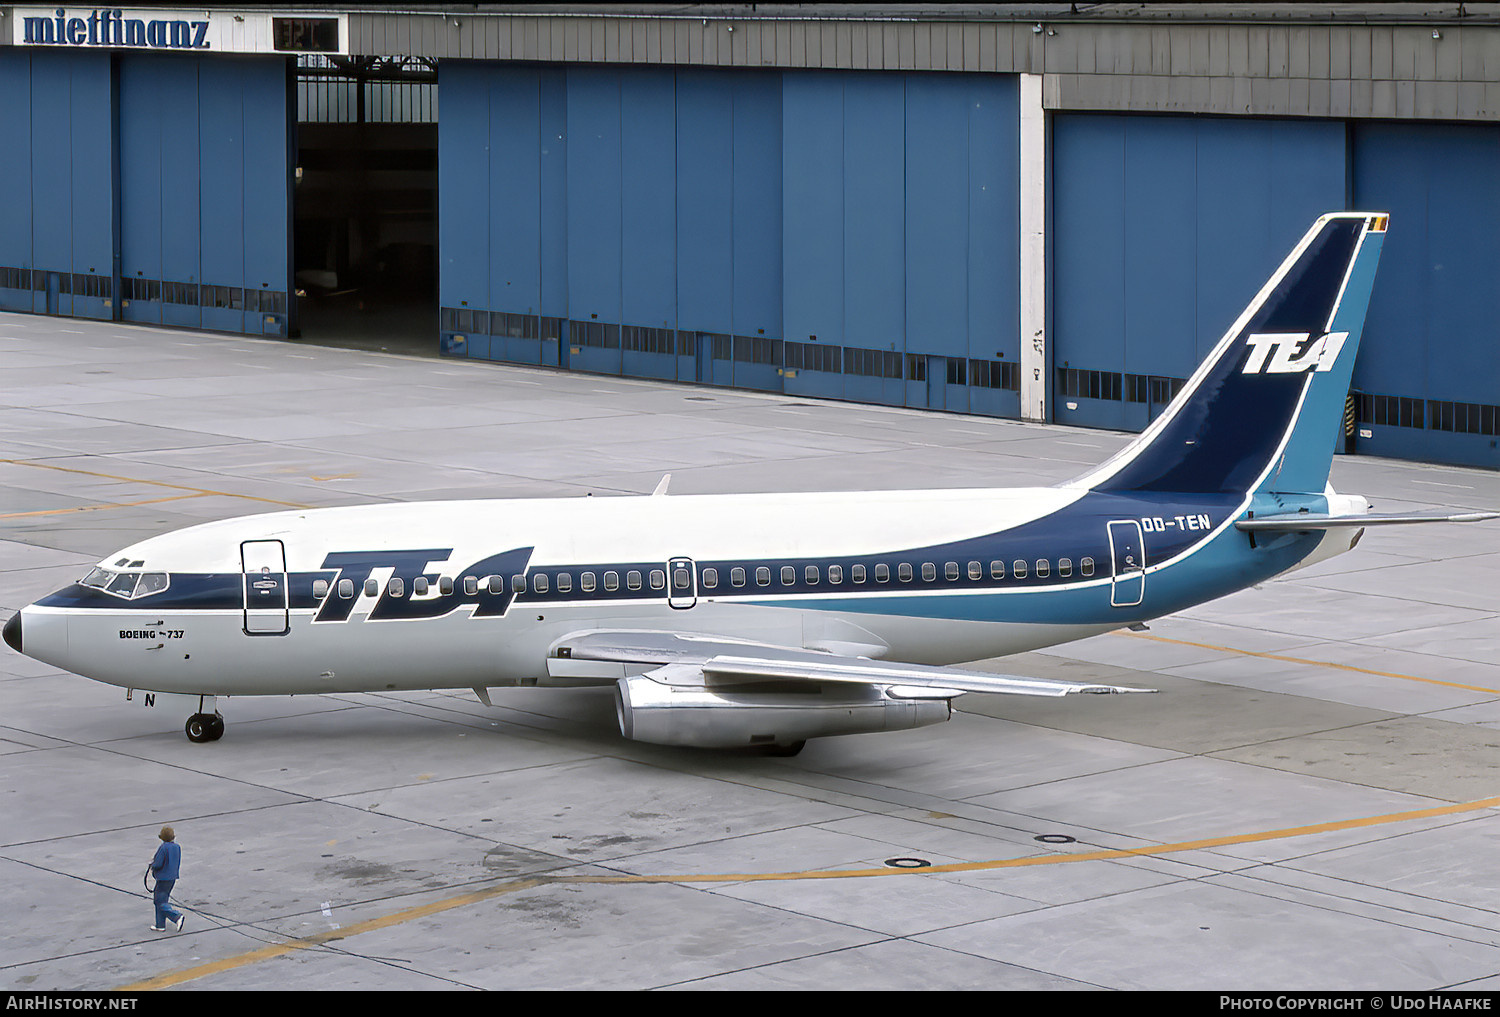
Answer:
[106,573,140,597]
[81,568,170,600]
[136,573,169,597]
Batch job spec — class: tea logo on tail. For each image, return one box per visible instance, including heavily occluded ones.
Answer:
[1242,331,1349,375]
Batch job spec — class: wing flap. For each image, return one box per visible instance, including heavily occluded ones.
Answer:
[701,654,1152,698]
[555,629,807,667]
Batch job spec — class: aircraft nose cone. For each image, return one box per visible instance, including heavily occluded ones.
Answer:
[2,612,20,654]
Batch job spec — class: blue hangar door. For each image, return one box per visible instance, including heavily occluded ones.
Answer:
[437,63,786,392]
[0,49,115,320]
[117,54,293,336]
[1051,114,1346,433]
[0,50,292,336]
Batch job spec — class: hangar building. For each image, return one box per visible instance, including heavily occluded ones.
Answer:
[1,4,1497,469]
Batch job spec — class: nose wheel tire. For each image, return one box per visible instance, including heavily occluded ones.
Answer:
[185,713,225,743]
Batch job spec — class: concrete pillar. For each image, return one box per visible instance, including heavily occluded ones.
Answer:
[1018,72,1047,423]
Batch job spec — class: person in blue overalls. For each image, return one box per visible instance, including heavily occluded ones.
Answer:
[149,826,185,933]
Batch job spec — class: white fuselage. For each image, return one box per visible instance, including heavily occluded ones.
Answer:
[17,482,1340,698]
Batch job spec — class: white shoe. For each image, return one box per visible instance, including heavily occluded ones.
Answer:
[149,925,165,932]
[171,915,185,932]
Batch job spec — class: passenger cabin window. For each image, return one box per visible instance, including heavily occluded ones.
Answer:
[874,564,890,582]
[313,579,330,599]
[991,560,1005,579]
[731,567,746,587]
[898,563,913,582]
[649,570,666,590]
[462,576,478,596]
[487,575,504,594]
[1081,557,1095,577]
[672,566,691,590]
[945,562,960,581]
[627,570,642,590]
[702,568,718,589]
[439,576,454,596]
[413,577,429,597]
[828,565,843,584]
[922,563,936,582]
[781,566,796,585]
[366,578,382,598]
[338,578,355,599]
[1036,560,1050,578]
[756,567,771,586]
[387,578,405,598]
[512,574,527,594]
[852,564,866,583]
[1012,560,1027,579]
[805,565,819,584]
[1059,559,1072,577]
[581,572,596,592]
[968,561,983,580]
[604,571,619,591]
[555,573,571,593]
[533,574,550,594]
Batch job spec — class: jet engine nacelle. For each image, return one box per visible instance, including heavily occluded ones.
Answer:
[614,672,951,750]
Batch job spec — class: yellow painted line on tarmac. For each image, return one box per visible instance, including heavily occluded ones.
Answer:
[0,492,212,519]
[1117,630,1500,696]
[117,794,1500,990]
[569,793,1500,885]
[0,458,310,510]
[116,877,551,991]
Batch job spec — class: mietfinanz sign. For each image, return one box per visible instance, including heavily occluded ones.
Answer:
[10,8,347,55]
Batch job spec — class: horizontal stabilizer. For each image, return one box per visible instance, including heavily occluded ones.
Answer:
[1236,510,1499,533]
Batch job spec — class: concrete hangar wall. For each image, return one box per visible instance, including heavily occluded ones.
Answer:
[1,6,1498,470]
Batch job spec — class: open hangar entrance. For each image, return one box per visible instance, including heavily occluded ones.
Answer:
[0,14,438,356]
[292,54,438,356]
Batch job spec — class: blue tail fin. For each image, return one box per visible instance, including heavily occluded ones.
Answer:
[1071,213,1387,497]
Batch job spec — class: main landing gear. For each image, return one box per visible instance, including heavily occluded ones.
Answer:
[185,712,225,743]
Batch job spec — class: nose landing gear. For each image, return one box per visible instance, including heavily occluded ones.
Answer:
[185,712,225,743]
[182,695,223,743]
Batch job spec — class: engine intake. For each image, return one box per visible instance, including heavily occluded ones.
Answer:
[615,672,951,750]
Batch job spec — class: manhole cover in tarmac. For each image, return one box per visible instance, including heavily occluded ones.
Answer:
[884,857,932,869]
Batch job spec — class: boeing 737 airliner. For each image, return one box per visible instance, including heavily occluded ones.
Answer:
[4,213,1494,753]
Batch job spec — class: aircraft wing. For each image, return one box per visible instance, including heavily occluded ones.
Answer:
[551,630,1154,699]
[1236,510,1498,532]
